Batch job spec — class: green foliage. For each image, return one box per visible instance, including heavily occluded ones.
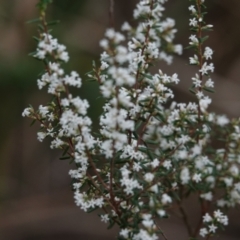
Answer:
[37,0,53,13]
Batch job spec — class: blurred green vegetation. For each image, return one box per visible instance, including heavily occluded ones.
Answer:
[0,0,103,204]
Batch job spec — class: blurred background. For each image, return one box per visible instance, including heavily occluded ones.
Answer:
[0,0,240,239]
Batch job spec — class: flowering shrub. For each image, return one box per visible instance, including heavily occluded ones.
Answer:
[22,0,240,239]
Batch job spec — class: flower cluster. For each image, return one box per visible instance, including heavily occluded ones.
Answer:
[200,210,228,238]
[188,3,214,112]
[34,33,69,62]
[23,0,240,239]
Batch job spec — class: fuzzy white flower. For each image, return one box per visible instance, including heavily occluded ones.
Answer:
[189,18,197,27]
[199,228,208,237]
[204,47,213,60]
[163,160,172,170]
[203,213,212,223]
[144,173,154,182]
[161,193,172,205]
[180,167,190,184]
[101,214,110,223]
[192,173,202,183]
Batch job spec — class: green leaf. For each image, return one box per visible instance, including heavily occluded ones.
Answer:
[144,139,159,145]
[28,51,37,57]
[30,119,36,126]
[199,35,209,43]
[132,131,139,140]
[62,146,69,157]
[33,36,40,42]
[37,0,53,11]
[140,73,153,80]
[87,207,98,213]
[26,18,41,24]
[135,120,142,131]
[203,86,215,93]
[107,220,115,229]
[59,156,71,160]
[46,20,60,26]
[69,158,74,164]
[37,24,45,31]
[189,87,196,94]
[155,114,166,123]
[85,70,94,76]
[115,159,129,164]
[185,45,196,50]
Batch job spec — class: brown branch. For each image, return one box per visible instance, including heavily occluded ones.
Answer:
[196,0,203,143]
[109,0,115,28]
[134,0,154,90]
[177,201,193,237]
[155,222,168,240]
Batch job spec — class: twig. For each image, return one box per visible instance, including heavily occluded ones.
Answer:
[155,221,168,240]
[177,201,193,237]
[109,0,115,28]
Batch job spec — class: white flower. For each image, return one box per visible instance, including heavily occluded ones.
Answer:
[133,162,142,172]
[50,138,64,149]
[203,213,212,223]
[144,172,154,182]
[95,197,104,207]
[234,182,240,192]
[101,214,109,223]
[199,96,212,111]
[199,228,208,237]
[214,210,228,226]
[22,107,32,117]
[196,91,204,99]
[208,224,217,233]
[151,158,160,168]
[57,44,69,62]
[100,61,109,70]
[199,62,214,75]
[223,177,233,187]
[204,47,213,60]
[121,22,131,31]
[173,44,183,55]
[105,28,115,39]
[189,5,196,13]
[180,167,190,184]
[161,193,172,205]
[171,73,180,84]
[163,160,172,170]
[157,209,166,217]
[150,184,158,193]
[177,135,190,144]
[205,78,214,88]
[189,35,198,45]
[38,105,49,117]
[189,18,197,27]
[120,229,130,238]
[37,132,46,142]
[216,115,229,126]
[142,214,154,228]
[200,192,213,201]
[189,54,199,65]
[214,209,223,218]
[192,173,202,183]
[99,39,109,49]
[191,74,201,87]
[133,229,158,240]
[63,71,82,88]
